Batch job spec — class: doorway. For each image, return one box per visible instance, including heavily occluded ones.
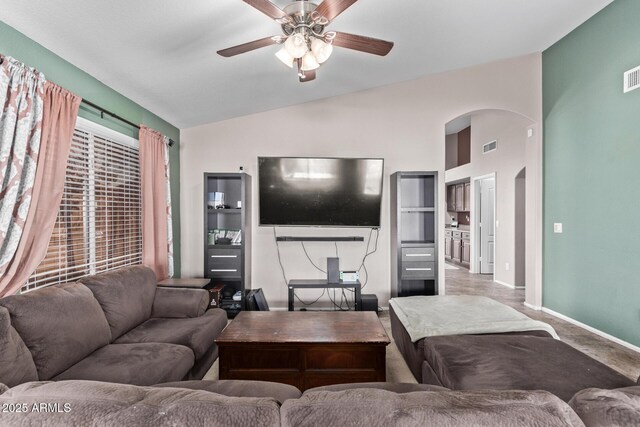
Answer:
[441,109,540,307]
[514,167,526,288]
[474,174,495,276]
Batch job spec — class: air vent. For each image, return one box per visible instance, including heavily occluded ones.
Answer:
[624,65,640,93]
[483,140,497,154]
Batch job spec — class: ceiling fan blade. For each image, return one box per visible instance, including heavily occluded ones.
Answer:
[217,36,280,57]
[331,31,394,56]
[299,69,316,83]
[315,0,358,22]
[242,0,290,22]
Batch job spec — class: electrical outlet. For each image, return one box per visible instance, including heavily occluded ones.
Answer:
[554,223,563,233]
[505,262,510,271]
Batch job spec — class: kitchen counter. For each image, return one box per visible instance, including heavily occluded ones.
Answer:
[445,227,471,232]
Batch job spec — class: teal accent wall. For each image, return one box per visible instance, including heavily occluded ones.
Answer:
[0,20,181,276]
[543,0,640,346]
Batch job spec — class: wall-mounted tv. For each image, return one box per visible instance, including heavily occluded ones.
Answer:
[258,157,384,227]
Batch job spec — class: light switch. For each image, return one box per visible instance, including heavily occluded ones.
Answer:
[527,128,534,138]
[554,223,563,233]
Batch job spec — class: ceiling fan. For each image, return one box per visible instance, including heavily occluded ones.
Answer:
[217,0,394,82]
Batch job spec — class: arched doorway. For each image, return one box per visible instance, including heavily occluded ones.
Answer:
[442,109,539,307]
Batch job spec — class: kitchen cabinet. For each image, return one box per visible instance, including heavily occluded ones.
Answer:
[447,185,456,211]
[464,182,471,211]
[461,239,471,265]
[452,237,461,260]
[455,185,464,212]
[451,231,462,262]
[445,229,470,268]
[444,230,452,259]
[446,182,470,212]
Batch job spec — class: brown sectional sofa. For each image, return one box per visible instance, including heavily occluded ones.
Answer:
[2,379,639,426]
[419,333,634,402]
[2,266,639,426]
[0,266,227,387]
[390,304,636,402]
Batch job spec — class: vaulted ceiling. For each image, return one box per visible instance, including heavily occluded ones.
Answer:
[1,0,613,128]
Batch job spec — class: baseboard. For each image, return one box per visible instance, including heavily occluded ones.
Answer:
[523,302,541,311]
[542,307,640,354]
[266,306,391,312]
[493,279,515,289]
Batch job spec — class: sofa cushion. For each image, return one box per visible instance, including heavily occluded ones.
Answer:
[115,308,227,359]
[156,380,302,404]
[0,306,38,387]
[79,265,157,340]
[151,287,209,318]
[0,380,281,426]
[569,386,640,427]
[422,334,634,401]
[281,389,583,427]
[306,382,448,394]
[0,282,112,380]
[53,343,194,386]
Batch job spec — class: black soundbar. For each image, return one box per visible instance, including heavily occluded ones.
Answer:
[276,236,365,242]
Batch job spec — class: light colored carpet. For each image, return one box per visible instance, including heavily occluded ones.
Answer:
[203,311,417,383]
[379,310,418,383]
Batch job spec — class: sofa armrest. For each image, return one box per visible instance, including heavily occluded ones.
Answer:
[151,288,209,318]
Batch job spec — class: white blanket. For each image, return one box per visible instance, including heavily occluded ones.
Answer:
[389,295,558,342]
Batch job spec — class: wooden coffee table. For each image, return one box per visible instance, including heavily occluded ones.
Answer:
[216,311,390,391]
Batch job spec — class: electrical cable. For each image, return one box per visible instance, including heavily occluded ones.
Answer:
[273,227,325,307]
[332,241,351,309]
[275,228,375,310]
[296,289,326,306]
[301,242,326,273]
[358,228,380,290]
[273,227,288,285]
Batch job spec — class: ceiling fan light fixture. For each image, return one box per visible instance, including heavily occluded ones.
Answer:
[284,33,308,59]
[275,47,294,68]
[311,37,333,64]
[217,0,394,83]
[300,51,320,71]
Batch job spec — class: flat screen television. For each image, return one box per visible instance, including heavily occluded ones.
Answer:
[258,157,384,227]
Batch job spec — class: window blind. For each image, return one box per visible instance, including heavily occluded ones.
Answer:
[23,122,141,292]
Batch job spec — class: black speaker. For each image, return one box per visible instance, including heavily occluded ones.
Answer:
[361,294,378,312]
[327,257,340,284]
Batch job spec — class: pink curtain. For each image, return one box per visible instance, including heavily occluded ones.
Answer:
[0,80,81,297]
[140,126,170,280]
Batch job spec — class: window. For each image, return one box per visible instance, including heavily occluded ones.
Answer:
[23,118,141,292]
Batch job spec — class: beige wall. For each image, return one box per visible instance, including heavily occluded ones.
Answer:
[446,111,531,287]
[180,54,543,308]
